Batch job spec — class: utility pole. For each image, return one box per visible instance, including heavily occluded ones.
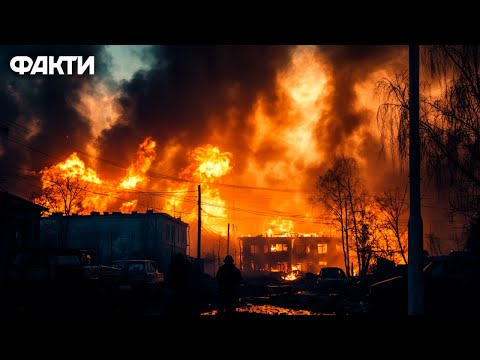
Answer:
[408,44,424,315]
[345,200,350,276]
[227,223,230,255]
[197,184,201,259]
[237,225,243,270]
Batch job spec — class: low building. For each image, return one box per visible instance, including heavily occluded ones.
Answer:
[40,210,189,274]
[240,235,343,275]
[0,191,45,275]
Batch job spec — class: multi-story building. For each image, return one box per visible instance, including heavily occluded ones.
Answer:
[40,210,189,274]
[240,235,343,275]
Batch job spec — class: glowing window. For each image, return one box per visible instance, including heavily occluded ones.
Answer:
[250,245,258,254]
[270,244,288,252]
[317,244,327,254]
[264,245,269,253]
[319,261,327,266]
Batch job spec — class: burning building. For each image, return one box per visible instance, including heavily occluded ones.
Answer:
[2,45,459,276]
[39,210,188,274]
[240,235,343,275]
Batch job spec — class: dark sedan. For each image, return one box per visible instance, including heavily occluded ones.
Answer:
[316,267,349,293]
[4,248,100,314]
[112,260,165,295]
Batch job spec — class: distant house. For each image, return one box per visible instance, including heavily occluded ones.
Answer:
[0,191,45,274]
[240,235,343,275]
[39,210,189,274]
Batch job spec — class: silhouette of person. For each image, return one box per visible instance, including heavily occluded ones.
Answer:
[170,253,193,315]
[216,255,243,314]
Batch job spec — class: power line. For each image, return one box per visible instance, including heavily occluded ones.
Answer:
[1,162,334,222]
[3,129,462,226]
[0,170,193,216]
[2,121,304,193]
[202,223,226,240]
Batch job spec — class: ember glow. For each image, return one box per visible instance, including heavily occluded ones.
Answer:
[202,304,320,316]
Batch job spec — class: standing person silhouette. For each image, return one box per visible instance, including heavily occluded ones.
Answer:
[216,255,243,314]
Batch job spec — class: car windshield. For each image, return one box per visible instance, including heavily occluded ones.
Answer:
[127,262,145,272]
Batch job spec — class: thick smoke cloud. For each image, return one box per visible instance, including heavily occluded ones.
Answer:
[99,46,291,174]
[0,45,111,196]
[320,46,406,160]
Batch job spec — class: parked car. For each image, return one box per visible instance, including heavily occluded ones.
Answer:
[316,267,349,293]
[367,251,480,315]
[112,260,165,295]
[4,248,101,313]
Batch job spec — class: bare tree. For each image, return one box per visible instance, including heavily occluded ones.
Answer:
[426,231,442,257]
[311,157,350,276]
[352,192,381,280]
[33,168,88,246]
[33,168,88,217]
[311,156,368,277]
[376,186,409,264]
[342,157,367,277]
[377,45,480,254]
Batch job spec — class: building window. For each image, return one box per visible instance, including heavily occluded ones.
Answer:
[292,263,302,271]
[319,261,327,266]
[264,245,269,253]
[317,243,327,254]
[336,244,342,252]
[250,244,258,254]
[270,243,288,252]
[294,245,311,255]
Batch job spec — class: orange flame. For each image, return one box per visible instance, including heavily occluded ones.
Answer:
[120,199,138,213]
[34,153,111,215]
[191,145,232,181]
[119,137,156,189]
[56,153,103,184]
[166,144,232,236]
[34,137,157,215]
[265,218,294,237]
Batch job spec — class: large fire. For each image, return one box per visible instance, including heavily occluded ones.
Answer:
[30,45,409,270]
[166,144,233,236]
[34,137,156,215]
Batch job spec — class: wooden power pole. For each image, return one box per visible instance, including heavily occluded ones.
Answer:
[227,223,230,255]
